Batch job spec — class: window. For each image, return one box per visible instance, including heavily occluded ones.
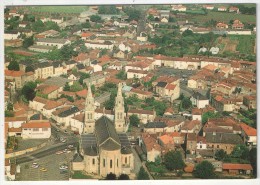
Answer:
[117,159,118,167]
[125,157,127,164]
[200,145,202,149]
[92,158,95,165]
[103,159,105,167]
[110,160,112,168]
[33,128,39,131]
[42,128,48,131]
[217,145,219,148]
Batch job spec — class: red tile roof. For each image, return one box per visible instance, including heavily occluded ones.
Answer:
[22,121,51,128]
[5,70,25,77]
[222,163,253,170]
[240,123,256,136]
[33,96,48,104]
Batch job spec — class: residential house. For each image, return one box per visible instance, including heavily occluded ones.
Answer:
[85,41,114,50]
[35,38,71,49]
[240,123,257,146]
[35,84,61,99]
[21,120,51,139]
[128,109,156,124]
[232,20,244,29]
[140,133,161,162]
[205,132,244,154]
[34,61,54,79]
[52,106,80,128]
[4,30,20,40]
[126,88,153,100]
[42,100,63,118]
[171,5,187,12]
[90,60,103,72]
[190,92,209,109]
[218,6,227,11]
[229,6,239,13]
[83,72,106,87]
[144,121,167,133]
[222,163,253,175]
[243,95,256,109]
[180,120,202,135]
[186,133,197,154]
[137,32,148,42]
[203,5,215,10]
[127,69,148,79]
[29,96,48,112]
[216,22,228,29]
[5,70,35,89]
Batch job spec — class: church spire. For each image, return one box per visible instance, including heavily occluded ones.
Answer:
[84,82,95,134]
[114,83,126,132]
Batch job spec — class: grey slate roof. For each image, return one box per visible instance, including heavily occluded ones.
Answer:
[156,82,167,88]
[84,146,98,156]
[43,77,72,87]
[37,38,68,44]
[145,121,167,128]
[205,133,244,145]
[95,116,121,151]
[192,92,208,100]
[121,146,132,154]
[72,153,84,162]
[58,106,79,117]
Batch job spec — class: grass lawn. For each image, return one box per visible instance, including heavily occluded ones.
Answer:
[28,6,89,14]
[71,171,93,179]
[190,11,256,24]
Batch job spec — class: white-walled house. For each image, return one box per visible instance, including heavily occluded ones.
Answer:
[85,41,114,50]
[29,96,48,112]
[36,38,71,49]
[5,117,27,129]
[190,92,209,109]
[21,121,51,139]
[4,31,21,40]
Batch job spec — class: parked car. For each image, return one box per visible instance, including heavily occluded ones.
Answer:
[59,165,68,170]
[56,151,64,155]
[68,145,74,149]
[40,168,47,172]
[31,163,39,168]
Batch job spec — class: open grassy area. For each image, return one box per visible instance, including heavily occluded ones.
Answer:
[190,11,256,24]
[28,6,89,14]
[229,35,256,54]
[71,171,93,179]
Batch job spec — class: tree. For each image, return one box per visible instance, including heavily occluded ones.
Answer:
[23,36,34,48]
[91,85,95,94]
[124,7,141,21]
[8,60,20,71]
[147,15,155,21]
[70,81,83,92]
[31,19,45,32]
[180,97,192,110]
[104,89,117,110]
[137,167,149,180]
[45,21,60,31]
[164,151,185,171]
[7,102,13,111]
[201,111,220,124]
[118,174,130,180]
[231,144,250,160]
[182,29,193,37]
[25,65,35,73]
[23,14,35,22]
[215,149,227,161]
[129,114,140,127]
[116,70,127,80]
[193,160,216,179]
[81,22,91,28]
[249,147,257,177]
[105,173,116,180]
[21,81,37,101]
[60,45,78,61]
[79,72,90,85]
[63,82,70,91]
[90,15,102,23]
[5,110,14,117]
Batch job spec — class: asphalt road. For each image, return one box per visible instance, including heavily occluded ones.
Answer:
[15,141,78,164]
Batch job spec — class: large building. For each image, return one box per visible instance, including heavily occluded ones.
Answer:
[72,83,134,177]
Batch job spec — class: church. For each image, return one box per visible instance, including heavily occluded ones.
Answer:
[72,83,134,177]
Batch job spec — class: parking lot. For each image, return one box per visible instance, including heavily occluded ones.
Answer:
[16,150,75,181]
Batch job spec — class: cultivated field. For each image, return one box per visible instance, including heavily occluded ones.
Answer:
[190,11,256,24]
[27,6,89,14]
[216,37,239,53]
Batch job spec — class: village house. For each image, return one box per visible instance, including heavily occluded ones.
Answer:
[35,84,61,99]
[35,38,71,49]
[154,117,185,133]
[137,32,148,42]
[159,132,185,149]
[5,159,18,181]
[90,60,103,72]
[180,120,202,135]
[29,96,48,112]
[83,72,106,87]
[52,106,80,128]
[190,92,209,109]
[144,121,167,133]
[186,133,197,154]
[216,22,229,29]
[85,41,114,50]
[243,95,256,109]
[222,163,253,175]
[171,5,187,12]
[218,6,227,12]
[21,120,51,139]
[128,109,156,124]
[4,30,20,40]
[140,133,161,162]
[127,69,148,79]
[42,100,63,118]
[232,20,244,29]
[240,123,257,146]
[211,95,242,112]
[34,61,54,79]
[53,61,67,76]
[126,88,153,100]
[5,70,35,89]
[205,132,244,154]
[203,5,215,10]
[229,6,239,13]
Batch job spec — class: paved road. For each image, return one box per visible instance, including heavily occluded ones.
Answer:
[15,141,78,164]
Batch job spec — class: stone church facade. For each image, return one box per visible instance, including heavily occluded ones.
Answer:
[72,83,134,177]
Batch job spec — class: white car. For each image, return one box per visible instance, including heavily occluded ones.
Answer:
[59,165,68,170]
[56,151,64,155]
[61,139,67,143]
[68,145,74,149]
[63,149,71,153]
[32,163,39,168]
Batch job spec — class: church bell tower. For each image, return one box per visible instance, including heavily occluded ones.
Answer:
[114,83,126,132]
[84,83,95,133]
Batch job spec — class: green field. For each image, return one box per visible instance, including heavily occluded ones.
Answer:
[229,35,256,54]
[190,11,256,24]
[28,6,89,14]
